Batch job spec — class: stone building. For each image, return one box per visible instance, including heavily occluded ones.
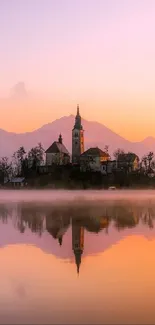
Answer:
[72,105,84,164]
[45,134,70,165]
[117,153,139,172]
[80,147,110,172]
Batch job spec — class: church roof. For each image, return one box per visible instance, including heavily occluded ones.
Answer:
[45,141,69,155]
[81,147,110,158]
[73,104,83,130]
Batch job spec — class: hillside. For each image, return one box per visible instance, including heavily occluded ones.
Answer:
[0,115,153,158]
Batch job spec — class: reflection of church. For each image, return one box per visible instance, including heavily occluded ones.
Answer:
[45,212,85,274]
[45,211,110,274]
[45,211,70,246]
[3,203,152,275]
[72,218,84,274]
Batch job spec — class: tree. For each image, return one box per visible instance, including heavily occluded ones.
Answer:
[0,157,13,180]
[28,143,44,169]
[142,152,154,173]
[104,145,109,154]
[141,155,147,171]
[113,148,125,160]
[147,151,154,170]
[12,146,26,176]
[151,160,155,170]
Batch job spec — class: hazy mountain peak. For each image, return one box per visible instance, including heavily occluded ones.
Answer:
[0,115,154,158]
[143,136,155,141]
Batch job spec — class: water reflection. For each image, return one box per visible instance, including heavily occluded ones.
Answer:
[1,198,155,323]
[0,201,155,275]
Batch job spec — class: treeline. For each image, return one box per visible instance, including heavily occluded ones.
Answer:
[0,143,44,180]
[113,148,155,174]
[0,144,155,188]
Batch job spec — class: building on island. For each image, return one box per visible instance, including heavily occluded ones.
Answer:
[80,147,110,172]
[7,177,26,188]
[72,104,84,164]
[117,153,139,172]
[45,134,70,165]
[39,105,140,177]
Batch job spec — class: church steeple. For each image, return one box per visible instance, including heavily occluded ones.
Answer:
[72,105,84,164]
[74,104,83,130]
[77,104,80,116]
[58,133,62,144]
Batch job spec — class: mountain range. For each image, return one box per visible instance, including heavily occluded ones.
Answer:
[0,219,154,263]
[0,114,154,158]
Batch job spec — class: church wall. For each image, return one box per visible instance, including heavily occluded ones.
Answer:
[46,153,70,166]
[80,156,101,172]
[46,153,60,165]
[72,128,84,164]
[80,155,110,172]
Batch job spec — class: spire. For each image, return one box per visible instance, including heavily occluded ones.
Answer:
[73,105,83,130]
[58,236,62,246]
[77,104,80,116]
[58,133,62,144]
[74,250,82,275]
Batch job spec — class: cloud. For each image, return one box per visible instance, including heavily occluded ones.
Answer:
[10,82,28,99]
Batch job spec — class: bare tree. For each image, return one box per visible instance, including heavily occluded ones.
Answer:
[142,152,154,173]
[104,145,109,154]
[0,157,13,180]
[113,148,125,160]
[28,143,45,169]
[12,146,26,176]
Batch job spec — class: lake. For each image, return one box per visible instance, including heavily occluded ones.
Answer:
[0,189,155,324]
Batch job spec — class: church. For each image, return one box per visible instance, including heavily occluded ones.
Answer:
[72,104,84,164]
[45,105,110,169]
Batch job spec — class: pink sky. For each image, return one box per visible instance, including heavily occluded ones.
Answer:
[0,0,155,141]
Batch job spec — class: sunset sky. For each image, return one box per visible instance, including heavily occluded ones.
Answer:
[1,0,155,140]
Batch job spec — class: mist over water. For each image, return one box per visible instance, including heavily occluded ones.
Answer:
[0,189,155,203]
[0,190,155,324]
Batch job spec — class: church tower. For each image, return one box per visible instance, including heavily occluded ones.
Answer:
[72,105,84,164]
[72,218,84,275]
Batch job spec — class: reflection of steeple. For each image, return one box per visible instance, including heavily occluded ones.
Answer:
[72,218,84,275]
[75,250,82,274]
[58,236,62,246]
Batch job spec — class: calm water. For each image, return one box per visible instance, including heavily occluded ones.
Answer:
[1,190,155,324]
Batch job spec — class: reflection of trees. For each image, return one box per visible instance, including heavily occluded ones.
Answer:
[108,206,140,230]
[0,204,13,224]
[16,205,45,235]
[141,207,155,229]
[1,201,155,237]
